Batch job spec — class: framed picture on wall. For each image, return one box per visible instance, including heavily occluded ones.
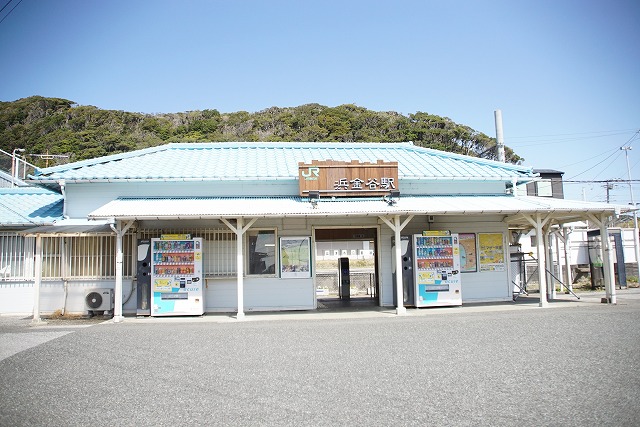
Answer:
[280,237,311,278]
[458,233,477,272]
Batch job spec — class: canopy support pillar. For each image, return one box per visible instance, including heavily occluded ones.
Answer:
[31,234,45,324]
[587,213,616,304]
[221,217,257,319]
[110,219,135,322]
[380,214,414,315]
[554,226,573,293]
[523,213,553,307]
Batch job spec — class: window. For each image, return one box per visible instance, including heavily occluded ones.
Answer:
[66,235,119,279]
[247,229,276,275]
[0,233,33,280]
[537,180,553,197]
[138,228,236,278]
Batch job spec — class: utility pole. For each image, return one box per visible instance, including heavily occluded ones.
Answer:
[605,182,614,203]
[494,110,506,162]
[621,146,640,284]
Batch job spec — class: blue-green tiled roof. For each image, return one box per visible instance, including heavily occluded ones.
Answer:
[0,188,63,227]
[30,142,534,182]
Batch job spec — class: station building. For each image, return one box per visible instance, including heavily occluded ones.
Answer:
[0,142,630,320]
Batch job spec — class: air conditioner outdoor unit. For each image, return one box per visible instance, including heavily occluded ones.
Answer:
[85,288,114,313]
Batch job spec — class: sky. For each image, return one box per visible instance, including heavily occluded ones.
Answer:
[0,0,639,202]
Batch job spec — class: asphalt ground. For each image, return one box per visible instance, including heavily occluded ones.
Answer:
[1,290,639,426]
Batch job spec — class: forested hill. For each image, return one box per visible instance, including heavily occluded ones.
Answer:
[0,96,522,168]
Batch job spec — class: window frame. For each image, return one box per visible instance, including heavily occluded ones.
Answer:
[246,228,278,277]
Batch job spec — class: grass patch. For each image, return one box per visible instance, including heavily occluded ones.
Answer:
[46,309,86,320]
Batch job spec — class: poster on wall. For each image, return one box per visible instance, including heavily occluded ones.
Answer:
[478,233,505,272]
[458,233,477,272]
[280,237,311,278]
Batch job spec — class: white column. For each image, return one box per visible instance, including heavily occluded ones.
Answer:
[221,217,256,320]
[393,215,406,315]
[554,230,562,297]
[563,228,573,293]
[547,231,556,300]
[110,220,134,323]
[32,234,43,323]
[535,215,548,307]
[600,216,616,304]
[379,214,413,315]
[113,224,124,322]
[236,217,245,320]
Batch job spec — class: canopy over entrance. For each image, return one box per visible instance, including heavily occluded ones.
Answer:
[87,195,631,228]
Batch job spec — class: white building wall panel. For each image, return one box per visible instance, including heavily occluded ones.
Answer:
[435,217,511,302]
[64,181,300,218]
[0,280,136,315]
[205,278,314,311]
[0,282,33,315]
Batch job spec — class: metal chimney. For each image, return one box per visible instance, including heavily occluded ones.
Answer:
[494,110,506,162]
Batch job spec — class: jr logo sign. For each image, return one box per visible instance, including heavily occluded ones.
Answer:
[298,160,399,197]
[301,166,320,181]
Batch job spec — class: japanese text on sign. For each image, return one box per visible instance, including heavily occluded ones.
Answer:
[334,177,396,191]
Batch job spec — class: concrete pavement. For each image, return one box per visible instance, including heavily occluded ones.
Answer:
[1,288,639,426]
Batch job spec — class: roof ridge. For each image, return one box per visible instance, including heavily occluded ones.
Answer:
[32,144,174,176]
[29,141,534,182]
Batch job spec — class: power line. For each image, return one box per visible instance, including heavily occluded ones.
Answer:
[557,147,619,169]
[507,129,639,148]
[563,179,640,183]
[563,130,640,181]
[0,0,14,15]
[568,149,620,180]
[507,128,639,140]
[0,0,22,25]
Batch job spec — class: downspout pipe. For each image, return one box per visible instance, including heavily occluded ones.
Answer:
[58,179,68,219]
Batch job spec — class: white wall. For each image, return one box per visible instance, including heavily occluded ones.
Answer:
[1,214,515,315]
[0,279,136,315]
[378,215,511,304]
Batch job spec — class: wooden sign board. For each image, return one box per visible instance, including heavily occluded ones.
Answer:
[298,160,399,197]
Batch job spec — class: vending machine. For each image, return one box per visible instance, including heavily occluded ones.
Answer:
[414,231,462,307]
[392,235,415,306]
[151,235,204,316]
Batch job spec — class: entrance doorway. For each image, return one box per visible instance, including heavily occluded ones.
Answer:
[314,228,379,309]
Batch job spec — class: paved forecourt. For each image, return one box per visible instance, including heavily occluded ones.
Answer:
[1,289,639,426]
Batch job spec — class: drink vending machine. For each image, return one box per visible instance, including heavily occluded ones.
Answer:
[151,236,204,316]
[414,231,462,307]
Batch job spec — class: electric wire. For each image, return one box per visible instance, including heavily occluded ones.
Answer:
[0,0,13,15]
[505,129,635,148]
[507,128,638,140]
[557,148,619,169]
[567,149,621,180]
[0,0,22,25]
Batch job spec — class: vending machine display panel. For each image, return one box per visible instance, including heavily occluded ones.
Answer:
[151,237,204,316]
[414,231,462,307]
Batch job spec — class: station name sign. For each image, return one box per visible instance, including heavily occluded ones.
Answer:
[298,160,399,197]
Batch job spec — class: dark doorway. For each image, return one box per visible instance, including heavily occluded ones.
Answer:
[314,228,379,309]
